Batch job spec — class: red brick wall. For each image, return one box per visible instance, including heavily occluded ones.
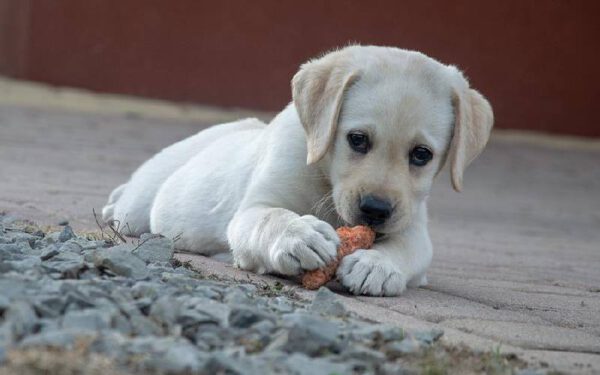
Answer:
[1,0,599,136]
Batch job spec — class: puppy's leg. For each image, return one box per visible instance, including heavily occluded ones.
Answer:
[227,207,339,275]
[101,183,127,223]
[337,224,432,296]
[111,118,266,236]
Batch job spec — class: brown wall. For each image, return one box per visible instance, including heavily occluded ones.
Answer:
[1,0,599,136]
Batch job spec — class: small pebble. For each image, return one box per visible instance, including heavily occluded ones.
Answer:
[58,225,76,242]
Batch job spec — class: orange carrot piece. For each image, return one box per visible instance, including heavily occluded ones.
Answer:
[302,225,376,290]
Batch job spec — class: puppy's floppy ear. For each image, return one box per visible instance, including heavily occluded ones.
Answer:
[292,56,359,164]
[447,70,494,192]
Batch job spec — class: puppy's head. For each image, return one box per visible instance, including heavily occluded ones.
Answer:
[293,46,493,233]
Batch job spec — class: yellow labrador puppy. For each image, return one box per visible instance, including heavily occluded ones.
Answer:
[103,45,493,296]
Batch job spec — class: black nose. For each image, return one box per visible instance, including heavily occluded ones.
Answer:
[359,195,393,225]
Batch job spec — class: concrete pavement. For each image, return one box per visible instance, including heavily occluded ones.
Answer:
[1,77,599,374]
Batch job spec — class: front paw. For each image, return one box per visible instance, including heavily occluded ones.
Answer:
[337,250,406,296]
[269,215,339,275]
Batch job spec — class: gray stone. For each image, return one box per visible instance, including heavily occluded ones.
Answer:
[131,281,161,299]
[0,323,13,348]
[0,296,10,312]
[1,256,41,272]
[178,309,218,332]
[224,288,252,305]
[0,279,27,299]
[38,278,64,294]
[58,225,76,242]
[6,231,39,247]
[149,295,182,328]
[229,305,274,328]
[5,301,38,339]
[24,245,39,256]
[132,233,174,263]
[93,245,149,279]
[16,241,35,253]
[90,331,128,359]
[111,313,133,335]
[130,315,162,336]
[195,328,228,350]
[59,240,83,254]
[63,289,96,310]
[40,245,59,260]
[62,309,112,331]
[125,337,197,363]
[78,267,103,279]
[35,231,61,248]
[133,297,153,312]
[126,335,174,354]
[252,320,276,335]
[267,312,342,355]
[412,328,444,345]
[194,285,221,299]
[269,296,295,313]
[183,298,230,327]
[310,287,347,317]
[284,353,351,375]
[203,352,261,375]
[82,249,96,263]
[149,342,207,373]
[37,318,60,333]
[0,243,25,260]
[342,344,387,362]
[32,295,66,318]
[42,251,85,278]
[0,215,16,225]
[235,284,258,294]
[22,245,42,256]
[71,238,107,251]
[108,289,139,317]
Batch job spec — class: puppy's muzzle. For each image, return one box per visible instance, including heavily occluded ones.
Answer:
[359,195,393,226]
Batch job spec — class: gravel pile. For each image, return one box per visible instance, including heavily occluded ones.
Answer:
[0,214,509,374]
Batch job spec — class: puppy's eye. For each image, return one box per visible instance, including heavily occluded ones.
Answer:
[409,146,433,166]
[347,131,370,154]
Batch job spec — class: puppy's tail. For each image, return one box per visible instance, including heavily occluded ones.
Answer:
[102,183,127,222]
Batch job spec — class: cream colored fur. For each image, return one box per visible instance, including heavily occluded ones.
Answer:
[102,45,493,296]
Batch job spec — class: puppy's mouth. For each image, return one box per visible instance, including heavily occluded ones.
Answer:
[340,213,388,241]
[335,204,389,241]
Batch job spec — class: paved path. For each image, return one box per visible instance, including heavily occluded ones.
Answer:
[1,78,599,373]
